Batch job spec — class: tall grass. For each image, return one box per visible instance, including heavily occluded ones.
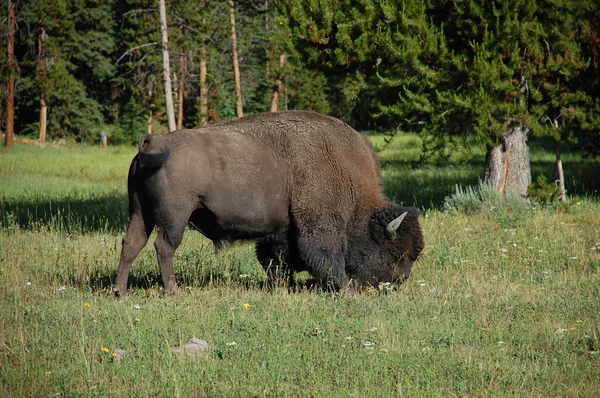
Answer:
[1,137,599,396]
[1,144,134,233]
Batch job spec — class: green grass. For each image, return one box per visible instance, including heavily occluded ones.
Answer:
[1,136,599,396]
[0,144,134,233]
[369,133,600,207]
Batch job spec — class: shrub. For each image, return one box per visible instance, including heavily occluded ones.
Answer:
[443,180,529,214]
[527,174,561,206]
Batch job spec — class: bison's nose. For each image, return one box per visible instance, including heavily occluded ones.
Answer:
[393,262,412,283]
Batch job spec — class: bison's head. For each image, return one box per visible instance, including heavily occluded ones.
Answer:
[348,204,424,287]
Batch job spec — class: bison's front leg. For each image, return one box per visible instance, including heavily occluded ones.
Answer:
[296,232,350,292]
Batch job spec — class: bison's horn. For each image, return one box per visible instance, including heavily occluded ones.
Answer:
[386,212,408,239]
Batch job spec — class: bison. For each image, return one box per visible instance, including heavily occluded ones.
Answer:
[113,111,424,296]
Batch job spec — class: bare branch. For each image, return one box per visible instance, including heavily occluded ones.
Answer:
[116,43,159,64]
[122,9,158,18]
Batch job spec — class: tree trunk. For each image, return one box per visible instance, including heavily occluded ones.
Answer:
[555,140,567,203]
[177,50,185,130]
[39,95,47,143]
[264,0,270,76]
[229,0,243,118]
[199,41,208,126]
[270,54,287,112]
[147,83,154,135]
[484,124,531,198]
[38,26,47,143]
[5,0,16,148]
[159,0,176,132]
[147,110,153,135]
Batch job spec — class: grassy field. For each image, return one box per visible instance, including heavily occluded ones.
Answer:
[1,135,599,397]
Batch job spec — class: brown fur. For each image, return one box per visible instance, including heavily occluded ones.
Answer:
[113,111,424,295]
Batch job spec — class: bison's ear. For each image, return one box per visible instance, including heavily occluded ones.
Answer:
[385,212,407,240]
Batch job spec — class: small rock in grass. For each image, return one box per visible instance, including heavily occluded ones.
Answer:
[112,349,128,363]
[170,338,209,359]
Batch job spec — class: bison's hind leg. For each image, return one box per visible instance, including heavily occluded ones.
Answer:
[114,212,154,296]
[153,203,198,296]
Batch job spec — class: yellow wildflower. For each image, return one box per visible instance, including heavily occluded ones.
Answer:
[243,303,250,310]
[111,352,117,357]
[576,202,581,205]
[83,302,91,308]
[101,347,109,353]
[135,318,141,323]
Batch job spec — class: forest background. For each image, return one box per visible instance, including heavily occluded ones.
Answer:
[2,3,600,395]
[1,0,600,196]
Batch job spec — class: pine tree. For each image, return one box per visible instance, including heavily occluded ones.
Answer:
[520,0,600,201]
[9,0,115,142]
[4,0,16,148]
[115,0,165,135]
[279,0,600,197]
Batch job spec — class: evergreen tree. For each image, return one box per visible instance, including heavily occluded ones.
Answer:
[10,0,116,142]
[115,0,164,135]
[279,0,600,197]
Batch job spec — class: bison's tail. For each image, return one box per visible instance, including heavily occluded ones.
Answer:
[137,134,170,168]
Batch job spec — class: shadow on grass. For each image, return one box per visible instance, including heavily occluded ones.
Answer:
[0,192,129,234]
[384,171,482,209]
[87,271,163,293]
[84,268,320,296]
